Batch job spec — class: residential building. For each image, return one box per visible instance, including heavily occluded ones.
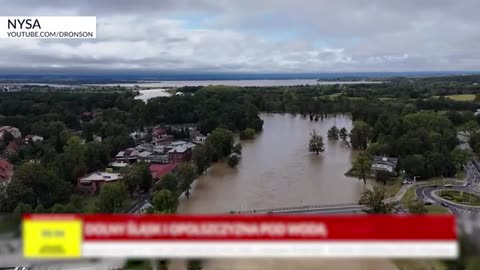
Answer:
[130,130,148,141]
[150,163,179,180]
[78,172,123,194]
[24,135,44,144]
[0,126,21,140]
[137,151,153,162]
[168,145,193,163]
[0,159,13,188]
[115,148,140,163]
[136,143,154,152]
[193,135,207,144]
[372,156,398,174]
[108,161,129,171]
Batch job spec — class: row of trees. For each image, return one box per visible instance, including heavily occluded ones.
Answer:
[348,109,463,179]
[327,125,349,142]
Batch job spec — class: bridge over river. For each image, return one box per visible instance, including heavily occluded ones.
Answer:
[229,203,366,214]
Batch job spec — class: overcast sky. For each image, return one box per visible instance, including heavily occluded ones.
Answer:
[1,0,480,74]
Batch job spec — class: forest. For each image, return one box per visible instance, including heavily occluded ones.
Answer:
[1,75,480,212]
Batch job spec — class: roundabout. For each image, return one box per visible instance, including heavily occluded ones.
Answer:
[413,160,480,215]
[435,190,480,207]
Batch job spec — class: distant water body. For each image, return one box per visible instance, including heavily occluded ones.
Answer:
[91,79,379,87]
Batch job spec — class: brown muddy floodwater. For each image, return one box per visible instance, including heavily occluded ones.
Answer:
[173,113,398,270]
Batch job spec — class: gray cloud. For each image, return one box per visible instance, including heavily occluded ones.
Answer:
[1,0,480,73]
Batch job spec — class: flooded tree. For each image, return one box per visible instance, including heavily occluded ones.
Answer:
[308,129,325,155]
[327,125,339,140]
[352,153,372,185]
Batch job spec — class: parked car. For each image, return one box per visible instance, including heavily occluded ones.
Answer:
[430,184,439,188]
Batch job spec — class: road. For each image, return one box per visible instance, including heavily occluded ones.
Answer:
[414,160,480,215]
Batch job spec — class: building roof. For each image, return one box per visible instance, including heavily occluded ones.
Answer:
[372,156,398,168]
[0,159,13,183]
[138,151,152,158]
[150,163,178,179]
[168,144,192,153]
[109,162,129,168]
[79,172,122,183]
[171,141,188,146]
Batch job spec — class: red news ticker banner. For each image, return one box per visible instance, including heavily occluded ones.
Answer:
[23,214,458,259]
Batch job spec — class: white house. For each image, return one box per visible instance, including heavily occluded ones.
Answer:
[371,156,398,174]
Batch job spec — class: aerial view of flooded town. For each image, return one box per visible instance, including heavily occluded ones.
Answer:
[1,0,480,269]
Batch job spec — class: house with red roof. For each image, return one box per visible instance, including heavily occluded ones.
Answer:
[0,159,13,188]
[149,163,178,181]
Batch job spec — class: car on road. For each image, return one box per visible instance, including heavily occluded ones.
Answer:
[423,200,433,205]
[441,202,449,207]
[430,184,439,188]
[463,182,471,187]
[444,184,453,188]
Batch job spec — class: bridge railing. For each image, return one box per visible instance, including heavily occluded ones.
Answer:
[229,203,363,214]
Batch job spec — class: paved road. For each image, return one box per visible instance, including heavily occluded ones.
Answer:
[414,160,480,216]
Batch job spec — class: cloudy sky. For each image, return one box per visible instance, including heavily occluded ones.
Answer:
[1,0,480,74]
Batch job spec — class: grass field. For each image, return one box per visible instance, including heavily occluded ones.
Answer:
[445,94,476,101]
[438,190,480,206]
[425,204,450,214]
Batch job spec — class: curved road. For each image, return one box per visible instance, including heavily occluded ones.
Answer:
[414,160,480,215]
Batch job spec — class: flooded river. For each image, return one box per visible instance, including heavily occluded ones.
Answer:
[173,114,398,270]
[178,113,364,213]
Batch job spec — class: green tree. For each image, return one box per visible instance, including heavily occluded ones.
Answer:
[339,127,348,141]
[95,182,128,213]
[63,136,86,165]
[51,203,77,213]
[240,128,256,140]
[11,163,71,208]
[401,103,418,115]
[13,202,33,214]
[155,174,179,195]
[308,129,325,155]
[85,141,111,172]
[227,155,240,167]
[123,170,142,198]
[137,162,153,192]
[205,128,235,160]
[464,120,480,135]
[327,126,339,140]
[34,204,47,213]
[401,154,426,178]
[375,170,394,185]
[350,121,370,150]
[63,135,87,182]
[359,187,394,213]
[352,153,372,185]
[177,163,198,199]
[192,144,210,174]
[152,189,178,213]
[4,180,36,211]
[406,200,428,214]
[450,148,471,170]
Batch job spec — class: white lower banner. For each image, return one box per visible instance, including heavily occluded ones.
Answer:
[82,241,458,258]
